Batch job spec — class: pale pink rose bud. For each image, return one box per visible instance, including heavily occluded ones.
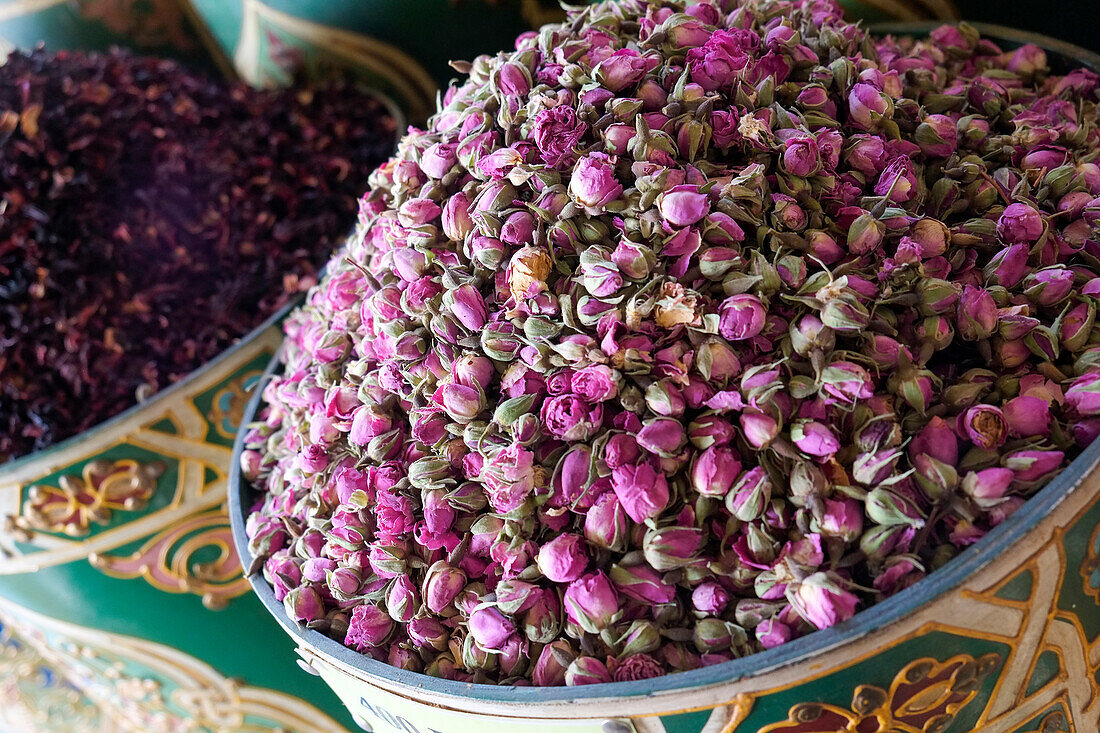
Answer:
[740,407,780,449]
[423,560,466,614]
[756,618,793,649]
[960,467,1015,509]
[915,114,957,158]
[345,604,394,650]
[569,152,623,213]
[725,465,772,522]
[434,382,485,422]
[296,443,329,473]
[791,572,859,630]
[442,191,474,241]
[537,533,590,582]
[420,142,457,179]
[386,575,419,623]
[686,30,750,91]
[692,582,730,616]
[564,571,619,633]
[791,420,840,457]
[566,656,612,686]
[609,562,675,604]
[657,185,709,227]
[451,354,495,389]
[469,607,516,650]
[717,294,767,341]
[584,491,629,551]
[446,284,488,331]
[690,446,741,497]
[532,640,575,686]
[816,498,864,542]
[847,83,891,129]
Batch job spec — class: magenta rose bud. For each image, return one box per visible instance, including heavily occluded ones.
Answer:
[537,533,590,583]
[572,364,619,402]
[609,563,675,604]
[637,417,687,457]
[423,561,467,614]
[792,572,860,630]
[345,604,394,650]
[692,582,731,616]
[447,283,489,331]
[611,462,670,523]
[909,416,959,465]
[469,607,516,650]
[435,382,485,422]
[532,641,575,686]
[283,585,323,624]
[718,294,767,341]
[997,203,1044,244]
[820,361,874,406]
[690,446,742,497]
[386,575,419,623]
[1003,395,1052,438]
[642,525,702,571]
[781,134,820,177]
[725,465,772,522]
[960,404,1009,450]
[541,395,603,441]
[566,656,613,686]
[657,184,709,227]
[1066,373,1100,416]
[961,467,1015,509]
[816,498,864,542]
[564,571,620,633]
[956,285,997,341]
[874,156,918,203]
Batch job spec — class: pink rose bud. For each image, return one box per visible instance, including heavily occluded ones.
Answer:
[725,465,772,522]
[609,562,675,604]
[469,607,516,650]
[847,83,891,129]
[1023,267,1075,307]
[740,407,780,449]
[566,656,613,686]
[915,114,957,158]
[642,526,702,571]
[279,581,321,620]
[692,582,730,615]
[781,134,820,177]
[756,618,793,649]
[572,364,619,402]
[420,142,457,179]
[820,360,874,406]
[537,533,590,582]
[792,572,860,630]
[569,152,623,213]
[844,134,886,177]
[523,589,564,643]
[997,203,1044,244]
[866,487,926,528]
[532,640,575,686]
[1066,373,1100,416]
[1003,395,1052,438]
[1003,449,1065,484]
[816,498,864,542]
[960,467,1015,509]
[423,560,467,613]
[541,395,603,441]
[686,30,750,91]
[434,382,485,422]
[956,285,997,341]
[564,571,620,633]
[984,243,1031,288]
[960,404,1008,450]
[657,185,709,227]
[690,446,741,497]
[637,417,687,457]
[345,604,394,650]
[874,156,918,203]
[909,416,959,465]
[447,284,489,331]
[386,575,419,623]
[718,294,767,341]
[846,212,885,254]
[584,492,629,551]
[611,462,670,523]
[791,420,840,458]
[594,48,660,92]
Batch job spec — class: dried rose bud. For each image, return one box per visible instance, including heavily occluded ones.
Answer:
[407,616,450,651]
[565,656,612,686]
[643,526,703,571]
[532,640,575,687]
[718,294,767,341]
[956,286,997,341]
[791,420,840,458]
[790,572,859,630]
[691,582,731,616]
[283,585,324,624]
[961,467,1015,509]
[756,618,793,649]
[960,404,1008,450]
[1003,449,1065,485]
[537,533,590,583]
[584,492,629,551]
[611,462,670,524]
[469,607,516,650]
[609,562,675,604]
[345,604,394,650]
[725,466,772,522]
[563,571,619,633]
[690,446,742,498]
[522,589,563,643]
[1066,373,1100,416]
[866,487,925,528]
[423,561,467,614]
[915,114,958,158]
[612,653,665,682]
[997,203,1044,244]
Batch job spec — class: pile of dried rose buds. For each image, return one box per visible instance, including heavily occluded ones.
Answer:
[242,0,1100,686]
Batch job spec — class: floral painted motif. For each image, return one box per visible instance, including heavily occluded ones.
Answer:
[756,654,1002,733]
[18,459,165,537]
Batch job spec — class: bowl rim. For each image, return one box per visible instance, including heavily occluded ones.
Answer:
[229,22,1100,704]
